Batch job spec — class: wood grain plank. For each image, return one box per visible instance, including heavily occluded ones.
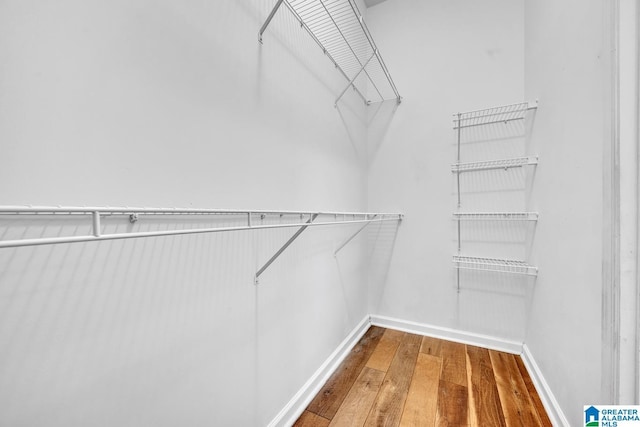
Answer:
[466,345,506,427]
[329,367,386,427]
[489,350,542,427]
[440,340,467,387]
[364,333,422,427]
[420,336,443,357]
[302,330,552,427]
[366,329,404,372]
[399,353,441,427]
[307,326,385,419]
[294,411,331,427]
[513,355,552,427]
[436,379,469,426]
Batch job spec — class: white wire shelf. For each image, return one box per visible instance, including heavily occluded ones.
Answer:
[451,156,538,173]
[453,212,539,221]
[259,0,401,106]
[0,205,403,249]
[453,256,538,276]
[453,101,537,129]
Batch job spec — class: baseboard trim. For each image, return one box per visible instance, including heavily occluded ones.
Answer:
[370,314,524,354]
[266,315,372,427]
[521,344,570,427]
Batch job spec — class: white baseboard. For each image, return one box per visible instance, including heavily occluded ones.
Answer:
[521,344,570,427]
[267,315,372,427]
[369,314,524,354]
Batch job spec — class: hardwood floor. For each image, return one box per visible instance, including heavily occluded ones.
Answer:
[293,326,551,427]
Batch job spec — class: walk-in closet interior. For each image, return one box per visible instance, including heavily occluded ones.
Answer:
[1,1,638,426]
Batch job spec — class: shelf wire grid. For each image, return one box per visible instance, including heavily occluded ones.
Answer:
[453,255,538,276]
[451,156,538,173]
[276,0,400,104]
[453,101,537,129]
[0,206,403,249]
[453,212,539,221]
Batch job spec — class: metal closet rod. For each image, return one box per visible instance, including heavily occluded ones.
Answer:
[0,206,400,216]
[0,206,403,249]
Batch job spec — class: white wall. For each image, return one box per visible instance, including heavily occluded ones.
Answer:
[524,0,613,424]
[365,0,527,341]
[618,0,640,404]
[0,1,380,425]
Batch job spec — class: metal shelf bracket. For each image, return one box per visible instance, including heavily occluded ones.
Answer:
[258,0,284,44]
[334,215,374,256]
[255,213,318,285]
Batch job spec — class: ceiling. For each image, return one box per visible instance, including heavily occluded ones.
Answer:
[363,0,389,8]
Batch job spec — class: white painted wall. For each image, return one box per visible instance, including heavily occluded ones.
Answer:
[524,0,613,424]
[365,0,527,341]
[0,1,379,425]
[1,1,630,425]
[618,0,639,404]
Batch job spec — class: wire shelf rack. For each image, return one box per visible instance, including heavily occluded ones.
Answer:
[451,156,538,173]
[453,101,537,129]
[259,0,400,106]
[453,212,539,221]
[0,205,403,249]
[453,256,538,276]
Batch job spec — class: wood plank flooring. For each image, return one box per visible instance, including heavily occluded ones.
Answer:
[294,327,551,427]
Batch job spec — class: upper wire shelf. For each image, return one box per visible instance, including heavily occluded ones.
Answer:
[453,101,537,129]
[259,0,401,106]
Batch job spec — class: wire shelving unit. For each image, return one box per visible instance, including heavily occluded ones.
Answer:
[452,101,539,285]
[0,206,402,248]
[258,0,401,106]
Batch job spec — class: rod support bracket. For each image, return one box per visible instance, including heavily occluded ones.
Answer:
[258,0,285,44]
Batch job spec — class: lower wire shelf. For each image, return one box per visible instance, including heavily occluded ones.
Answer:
[453,255,538,276]
[453,212,539,221]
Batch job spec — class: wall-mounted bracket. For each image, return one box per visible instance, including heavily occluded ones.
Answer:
[258,0,284,44]
[335,50,376,107]
[92,211,101,237]
[334,215,376,256]
[254,213,319,285]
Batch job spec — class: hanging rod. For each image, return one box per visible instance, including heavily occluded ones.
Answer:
[258,0,401,106]
[0,206,403,249]
[0,206,399,216]
[453,101,538,129]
